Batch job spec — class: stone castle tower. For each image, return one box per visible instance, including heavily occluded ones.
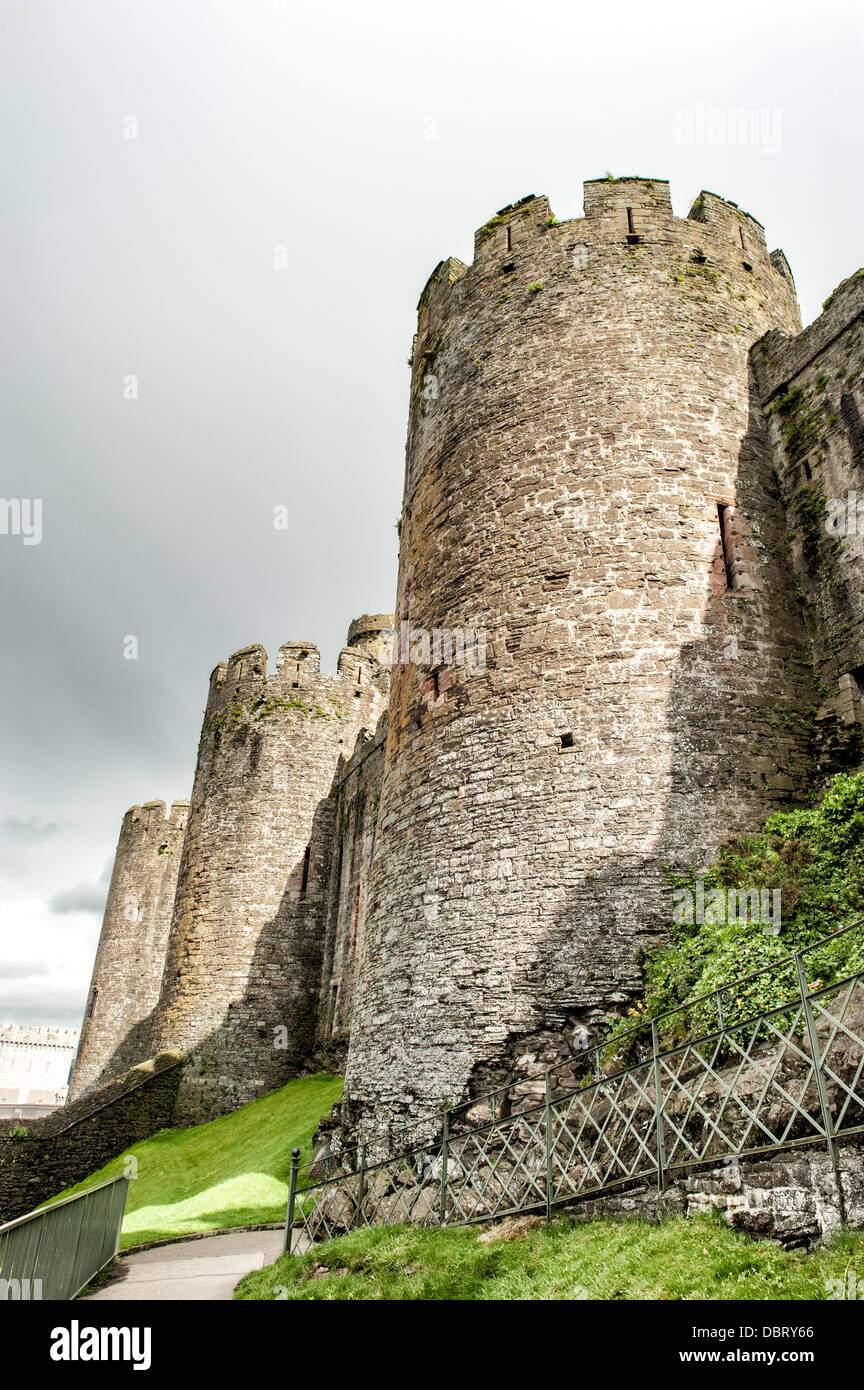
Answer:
[147,625,391,1122]
[69,177,863,1147]
[69,799,188,1102]
[340,179,858,1140]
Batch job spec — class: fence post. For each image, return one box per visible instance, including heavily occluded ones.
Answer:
[282,1147,300,1255]
[439,1108,449,1226]
[651,1020,667,1194]
[355,1143,367,1230]
[794,952,847,1223]
[544,1071,553,1223]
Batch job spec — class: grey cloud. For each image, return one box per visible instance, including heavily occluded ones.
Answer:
[0,817,64,876]
[0,818,62,841]
[48,861,111,915]
[0,985,85,1029]
[0,962,49,979]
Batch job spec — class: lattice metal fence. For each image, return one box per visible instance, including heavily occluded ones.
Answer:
[285,921,864,1251]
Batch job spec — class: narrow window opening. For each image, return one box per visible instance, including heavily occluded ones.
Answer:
[717,502,735,590]
[739,227,746,250]
[299,845,311,900]
[742,261,753,273]
[559,732,575,750]
[626,207,635,234]
[802,454,812,481]
[87,986,99,1019]
[506,224,512,251]
[292,662,300,689]
[851,664,864,699]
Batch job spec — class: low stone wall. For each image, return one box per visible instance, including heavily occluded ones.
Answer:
[573,1140,864,1248]
[0,1051,181,1223]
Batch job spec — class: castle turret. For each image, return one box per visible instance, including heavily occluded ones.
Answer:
[346,614,396,668]
[68,799,189,1102]
[343,178,821,1141]
[148,623,390,1123]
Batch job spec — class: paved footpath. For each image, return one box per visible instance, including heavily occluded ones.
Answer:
[83,1230,287,1301]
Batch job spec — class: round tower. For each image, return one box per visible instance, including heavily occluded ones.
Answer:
[346,614,396,668]
[149,625,390,1122]
[343,178,819,1140]
[68,799,189,1102]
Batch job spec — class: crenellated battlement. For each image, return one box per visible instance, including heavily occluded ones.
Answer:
[582,175,673,229]
[472,194,552,264]
[405,176,801,510]
[412,177,798,370]
[202,616,395,723]
[123,799,190,836]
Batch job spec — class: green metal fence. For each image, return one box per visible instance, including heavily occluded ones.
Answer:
[0,1175,129,1299]
[285,918,864,1249]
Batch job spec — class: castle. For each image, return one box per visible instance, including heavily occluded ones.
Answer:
[69,177,864,1150]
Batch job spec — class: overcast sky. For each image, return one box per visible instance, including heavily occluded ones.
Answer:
[1,0,862,1030]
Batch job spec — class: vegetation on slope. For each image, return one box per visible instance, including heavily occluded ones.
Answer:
[234,1212,864,1301]
[50,1074,342,1249]
[611,769,864,1047]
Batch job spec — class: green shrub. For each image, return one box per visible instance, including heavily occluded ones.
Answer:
[606,771,864,1055]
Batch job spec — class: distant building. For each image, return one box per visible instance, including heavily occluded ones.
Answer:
[0,1024,79,1117]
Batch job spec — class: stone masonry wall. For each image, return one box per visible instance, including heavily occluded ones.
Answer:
[573,1141,864,1252]
[751,269,864,769]
[0,1052,181,1223]
[315,712,388,1060]
[343,178,822,1144]
[68,801,188,1103]
[148,627,389,1124]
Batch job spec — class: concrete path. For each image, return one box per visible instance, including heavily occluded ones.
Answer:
[83,1229,286,1301]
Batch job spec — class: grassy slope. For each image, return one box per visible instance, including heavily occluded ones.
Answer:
[235,1213,864,1301]
[50,1074,342,1249]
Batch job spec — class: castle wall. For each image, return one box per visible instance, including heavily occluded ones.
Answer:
[148,632,389,1123]
[0,1052,181,1223]
[315,713,388,1059]
[343,178,822,1142]
[68,801,188,1103]
[751,270,864,759]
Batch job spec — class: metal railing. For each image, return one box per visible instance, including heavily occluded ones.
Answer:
[0,1175,129,1299]
[284,918,864,1249]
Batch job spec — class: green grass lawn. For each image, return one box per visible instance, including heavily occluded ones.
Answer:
[50,1074,342,1249]
[234,1212,864,1301]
